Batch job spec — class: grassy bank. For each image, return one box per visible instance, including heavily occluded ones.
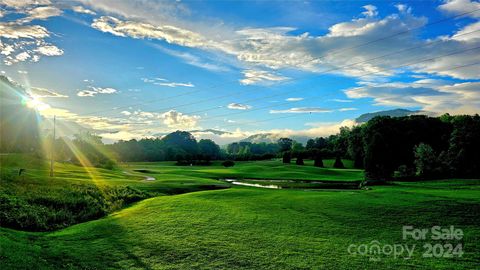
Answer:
[0,154,227,231]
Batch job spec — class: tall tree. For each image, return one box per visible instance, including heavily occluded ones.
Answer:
[198,139,220,160]
[277,138,293,152]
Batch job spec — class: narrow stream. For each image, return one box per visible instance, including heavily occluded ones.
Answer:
[224,179,281,189]
[222,178,361,190]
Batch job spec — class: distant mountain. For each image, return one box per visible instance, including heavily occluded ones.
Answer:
[189,129,232,135]
[355,109,424,123]
[241,133,311,144]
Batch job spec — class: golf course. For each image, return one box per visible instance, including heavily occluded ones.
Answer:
[2,1,480,268]
[1,154,479,269]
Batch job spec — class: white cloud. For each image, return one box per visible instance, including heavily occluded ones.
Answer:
[72,6,96,15]
[227,103,252,110]
[395,4,412,13]
[154,82,194,88]
[344,80,480,114]
[142,77,194,88]
[91,16,214,48]
[120,110,132,116]
[451,21,480,42]
[270,107,332,114]
[34,45,63,56]
[362,5,378,17]
[331,98,353,103]
[77,90,96,97]
[0,1,63,65]
[20,6,62,23]
[77,86,118,97]
[29,86,68,98]
[85,2,480,81]
[240,69,289,85]
[152,44,230,72]
[438,0,480,18]
[338,107,357,111]
[17,70,28,74]
[15,52,30,61]
[160,110,200,129]
[286,97,304,102]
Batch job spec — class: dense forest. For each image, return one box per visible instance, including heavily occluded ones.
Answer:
[307,114,480,180]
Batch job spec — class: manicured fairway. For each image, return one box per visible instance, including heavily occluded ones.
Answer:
[1,179,479,269]
[126,159,364,182]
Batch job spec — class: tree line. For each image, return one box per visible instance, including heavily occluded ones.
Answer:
[317,114,480,180]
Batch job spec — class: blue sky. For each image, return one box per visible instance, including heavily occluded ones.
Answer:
[1,0,479,143]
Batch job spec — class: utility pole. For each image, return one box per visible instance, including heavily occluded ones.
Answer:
[50,115,56,177]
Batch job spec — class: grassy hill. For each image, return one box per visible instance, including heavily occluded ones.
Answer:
[0,155,360,231]
[1,179,479,269]
[1,155,479,269]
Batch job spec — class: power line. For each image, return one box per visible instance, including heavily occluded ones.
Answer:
[61,8,480,119]
[183,28,480,116]
[198,45,480,122]
[214,61,480,131]
[70,27,480,120]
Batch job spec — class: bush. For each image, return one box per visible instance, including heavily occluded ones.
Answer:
[176,160,212,166]
[282,152,291,164]
[393,165,416,180]
[0,184,149,231]
[222,160,235,167]
[333,156,345,169]
[296,156,304,165]
[314,155,324,167]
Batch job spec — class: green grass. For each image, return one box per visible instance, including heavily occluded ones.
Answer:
[1,180,479,269]
[0,154,227,231]
[1,154,479,269]
[127,159,364,182]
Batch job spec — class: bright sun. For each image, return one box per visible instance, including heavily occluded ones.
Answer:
[26,97,51,111]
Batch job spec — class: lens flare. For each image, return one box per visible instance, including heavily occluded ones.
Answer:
[25,97,51,111]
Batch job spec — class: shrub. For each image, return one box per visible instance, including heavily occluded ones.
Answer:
[0,184,149,231]
[296,156,304,165]
[333,156,345,169]
[394,165,416,179]
[222,160,235,167]
[282,151,291,164]
[314,155,324,167]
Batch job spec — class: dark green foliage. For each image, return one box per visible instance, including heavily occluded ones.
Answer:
[70,132,117,169]
[0,180,148,231]
[445,115,480,178]
[362,115,452,180]
[364,131,394,180]
[313,153,324,167]
[225,142,279,160]
[222,160,235,167]
[333,156,344,169]
[394,165,415,179]
[347,126,364,168]
[110,131,222,162]
[282,151,291,164]
[295,155,304,165]
[198,139,221,160]
[277,138,293,152]
[414,143,441,178]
